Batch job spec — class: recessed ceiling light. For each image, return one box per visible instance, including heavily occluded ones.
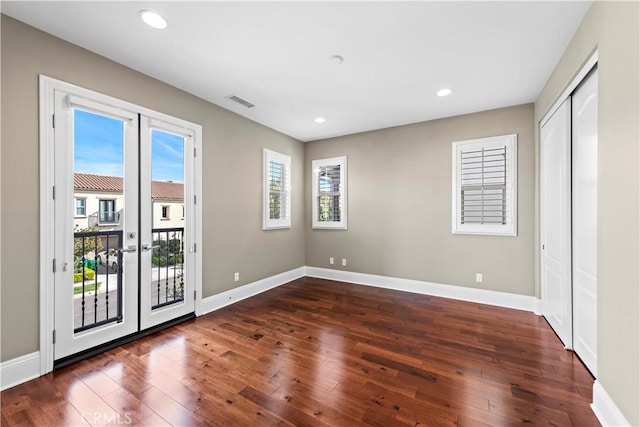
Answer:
[329,55,344,65]
[140,10,168,29]
[436,88,452,97]
[314,117,326,124]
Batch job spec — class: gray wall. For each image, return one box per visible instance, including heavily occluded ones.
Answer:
[305,104,535,296]
[535,2,639,424]
[0,16,306,361]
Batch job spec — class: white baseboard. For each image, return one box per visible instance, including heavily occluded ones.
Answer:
[0,351,40,391]
[305,267,537,312]
[591,380,632,427]
[533,298,542,315]
[198,266,305,316]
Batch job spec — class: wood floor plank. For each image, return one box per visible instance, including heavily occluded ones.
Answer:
[1,277,599,426]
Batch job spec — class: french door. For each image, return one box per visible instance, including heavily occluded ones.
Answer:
[139,117,196,330]
[51,84,198,360]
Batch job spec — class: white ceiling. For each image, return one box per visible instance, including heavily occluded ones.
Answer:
[2,1,591,142]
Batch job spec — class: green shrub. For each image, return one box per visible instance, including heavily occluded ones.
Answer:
[73,267,96,283]
[152,255,167,266]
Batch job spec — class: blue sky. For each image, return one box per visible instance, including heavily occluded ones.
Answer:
[74,109,184,183]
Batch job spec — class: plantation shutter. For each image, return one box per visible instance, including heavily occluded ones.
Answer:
[317,164,342,222]
[263,149,291,230]
[311,156,348,230]
[268,159,289,220]
[460,146,507,224]
[452,134,517,236]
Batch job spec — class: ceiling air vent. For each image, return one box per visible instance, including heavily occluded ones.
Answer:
[226,94,255,109]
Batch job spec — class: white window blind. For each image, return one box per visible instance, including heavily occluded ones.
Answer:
[312,156,347,229]
[263,149,291,230]
[452,134,517,236]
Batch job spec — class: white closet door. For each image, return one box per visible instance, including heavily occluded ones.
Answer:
[540,99,573,349]
[572,68,598,375]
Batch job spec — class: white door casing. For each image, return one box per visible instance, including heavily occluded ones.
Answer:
[540,98,573,349]
[571,67,598,375]
[40,76,202,370]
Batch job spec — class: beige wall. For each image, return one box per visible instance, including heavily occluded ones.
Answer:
[535,2,640,424]
[0,16,306,361]
[305,104,535,296]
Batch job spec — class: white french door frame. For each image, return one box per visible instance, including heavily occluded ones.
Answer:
[53,89,141,360]
[39,75,203,374]
[139,117,197,329]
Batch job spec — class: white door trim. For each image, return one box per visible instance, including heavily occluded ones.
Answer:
[39,75,202,374]
[540,51,598,127]
[39,76,57,375]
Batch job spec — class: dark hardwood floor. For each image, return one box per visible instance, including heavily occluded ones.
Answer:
[1,277,599,426]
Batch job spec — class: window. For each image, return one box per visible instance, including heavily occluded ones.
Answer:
[75,198,86,217]
[312,156,347,229]
[263,148,291,230]
[452,134,517,236]
[99,199,118,224]
[161,205,170,220]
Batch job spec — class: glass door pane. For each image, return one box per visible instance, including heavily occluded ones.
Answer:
[150,129,185,310]
[72,109,125,332]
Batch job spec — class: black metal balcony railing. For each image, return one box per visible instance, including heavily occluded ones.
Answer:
[73,230,123,333]
[73,227,185,332]
[151,227,185,310]
[99,212,119,224]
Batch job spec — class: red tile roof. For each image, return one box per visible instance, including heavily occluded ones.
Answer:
[74,173,184,201]
[74,173,122,192]
[152,180,184,201]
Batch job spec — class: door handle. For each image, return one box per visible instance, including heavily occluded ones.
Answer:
[142,244,160,252]
[118,245,137,253]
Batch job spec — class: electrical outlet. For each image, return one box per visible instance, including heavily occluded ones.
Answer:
[476,273,483,283]
[342,258,347,266]
[329,257,334,265]
[234,272,239,282]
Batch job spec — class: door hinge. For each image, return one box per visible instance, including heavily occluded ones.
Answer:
[52,186,56,200]
[542,244,545,250]
[194,147,197,157]
[53,258,57,273]
[193,243,197,253]
[52,330,56,344]
[52,114,55,129]
[194,195,197,204]
[193,290,197,300]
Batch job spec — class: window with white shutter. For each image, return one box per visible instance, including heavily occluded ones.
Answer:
[263,148,291,230]
[312,156,347,229]
[452,134,517,236]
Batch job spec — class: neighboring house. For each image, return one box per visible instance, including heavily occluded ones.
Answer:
[73,173,184,231]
